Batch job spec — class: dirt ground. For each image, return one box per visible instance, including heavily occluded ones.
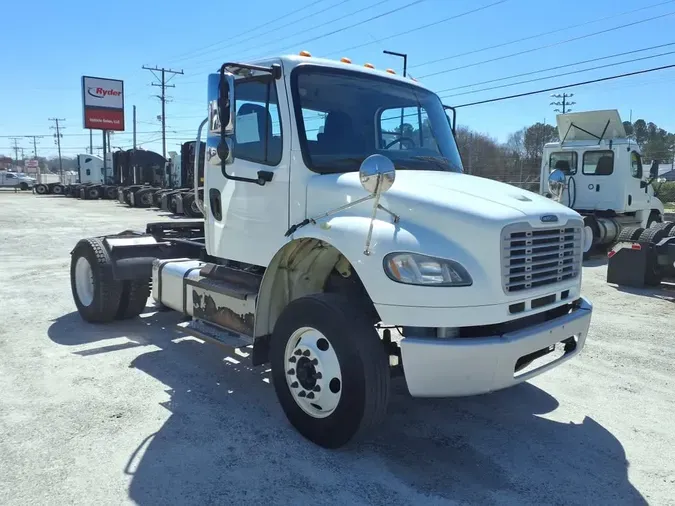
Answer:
[0,191,673,505]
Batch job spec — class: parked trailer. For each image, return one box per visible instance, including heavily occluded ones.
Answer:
[540,110,669,258]
[69,53,593,449]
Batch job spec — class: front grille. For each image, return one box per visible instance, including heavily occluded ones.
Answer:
[502,222,582,293]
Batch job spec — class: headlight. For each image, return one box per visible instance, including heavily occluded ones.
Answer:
[383,252,472,287]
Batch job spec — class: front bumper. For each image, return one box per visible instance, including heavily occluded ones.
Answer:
[399,297,592,397]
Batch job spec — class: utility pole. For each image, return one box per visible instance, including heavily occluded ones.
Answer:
[550,93,576,114]
[142,65,183,158]
[25,135,44,182]
[9,138,22,165]
[89,130,93,154]
[133,105,137,149]
[49,118,66,182]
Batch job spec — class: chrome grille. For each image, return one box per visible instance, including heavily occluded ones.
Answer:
[502,222,582,293]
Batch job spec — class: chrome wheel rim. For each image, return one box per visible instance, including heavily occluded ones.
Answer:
[75,256,94,306]
[284,327,342,419]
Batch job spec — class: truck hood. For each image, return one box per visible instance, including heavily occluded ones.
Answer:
[306,170,580,227]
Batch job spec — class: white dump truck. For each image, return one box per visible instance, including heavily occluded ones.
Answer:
[540,110,668,257]
[69,53,593,448]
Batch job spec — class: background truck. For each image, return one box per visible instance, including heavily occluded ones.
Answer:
[34,154,109,196]
[69,53,593,449]
[159,140,206,217]
[540,110,668,258]
[0,170,35,190]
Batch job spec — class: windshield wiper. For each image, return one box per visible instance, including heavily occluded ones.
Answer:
[411,155,462,173]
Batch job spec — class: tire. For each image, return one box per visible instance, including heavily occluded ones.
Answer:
[652,221,675,235]
[638,226,667,245]
[70,238,124,323]
[669,226,675,238]
[35,184,48,195]
[52,184,64,195]
[617,226,644,243]
[88,187,101,199]
[183,194,203,218]
[19,182,29,191]
[116,279,151,320]
[105,187,118,200]
[270,293,390,449]
[134,190,154,208]
[582,216,599,260]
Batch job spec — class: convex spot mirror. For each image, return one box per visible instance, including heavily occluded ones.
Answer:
[548,168,566,199]
[359,154,396,195]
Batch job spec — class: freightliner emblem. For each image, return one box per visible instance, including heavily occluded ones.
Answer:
[540,214,559,223]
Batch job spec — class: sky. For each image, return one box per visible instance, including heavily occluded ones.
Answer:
[1,0,674,159]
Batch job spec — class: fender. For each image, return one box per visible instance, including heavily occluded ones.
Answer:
[254,214,491,338]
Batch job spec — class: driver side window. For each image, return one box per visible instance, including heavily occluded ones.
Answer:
[379,106,439,152]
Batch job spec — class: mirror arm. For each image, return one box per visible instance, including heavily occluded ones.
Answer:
[218,66,273,187]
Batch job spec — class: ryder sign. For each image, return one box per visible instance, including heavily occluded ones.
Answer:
[82,76,125,131]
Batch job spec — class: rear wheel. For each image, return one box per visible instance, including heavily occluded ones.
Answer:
[270,293,390,449]
[135,190,154,208]
[638,227,668,286]
[617,226,644,243]
[52,184,64,195]
[169,195,179,214]
[651,221,675,235]
[646,211,661,229]
[88,187,101,199]
[116,280,151,320]
[183,193,203,218]
[105,187,118,199]
[70,238,123,323]
[35,184,48,195]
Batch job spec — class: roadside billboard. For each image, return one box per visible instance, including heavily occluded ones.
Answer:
[81,76,125,131]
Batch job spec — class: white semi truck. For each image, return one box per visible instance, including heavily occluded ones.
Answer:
[34,154,107,196]
[540,110,668,257]
[69,53,593,448]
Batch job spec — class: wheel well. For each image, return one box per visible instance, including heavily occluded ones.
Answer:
[254,238,378,342]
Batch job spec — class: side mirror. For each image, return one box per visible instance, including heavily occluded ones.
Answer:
[217,72,235,136]
[359,154,396,195]
[650,160,659,179]
[548,168,566,202]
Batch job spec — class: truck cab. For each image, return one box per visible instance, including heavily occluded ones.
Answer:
[77,154,106,184]
[69,53,593,449]
[540,110,664,255]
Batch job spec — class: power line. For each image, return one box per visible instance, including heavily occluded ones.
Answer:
[452,63,675,108]
[439,48,675,98]
[436,41,675,93]
[178,0,355,67]
[410,0,675,70]
[168,0,337,64]
[142,66,184,158]
[252,0,427,60]
[324,0,509,58]
[419,9,675,79]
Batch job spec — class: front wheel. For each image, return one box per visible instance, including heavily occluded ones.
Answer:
[270,293,390,449]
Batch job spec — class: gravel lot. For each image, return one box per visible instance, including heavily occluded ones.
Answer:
[0,190,673,506]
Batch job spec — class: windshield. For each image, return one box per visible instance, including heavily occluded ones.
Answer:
[291,66,463,174]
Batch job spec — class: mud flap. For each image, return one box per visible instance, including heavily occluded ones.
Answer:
[606,242,654,288]
[103,236,167,281]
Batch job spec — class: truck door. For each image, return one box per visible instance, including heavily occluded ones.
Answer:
[204,69,290,267]
[626,150,650,212]
[575,150,618,211]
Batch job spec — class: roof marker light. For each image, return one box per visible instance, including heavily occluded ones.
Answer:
[340,57,352,64]
[364,63,375,69]
[386,68,396,74]
[299,50,312,57]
